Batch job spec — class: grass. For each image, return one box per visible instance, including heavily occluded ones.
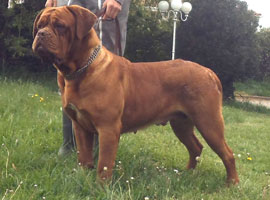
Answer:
[234,79,270,97]
[1,73,270,199]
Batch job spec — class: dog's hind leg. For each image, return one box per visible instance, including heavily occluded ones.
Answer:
[170,115,203,169]
[73,122,95,168]
[192,107,239,184]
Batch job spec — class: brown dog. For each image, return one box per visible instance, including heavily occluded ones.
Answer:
[32,5,239,184]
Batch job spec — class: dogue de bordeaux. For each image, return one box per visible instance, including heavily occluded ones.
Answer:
[32,5,239,184]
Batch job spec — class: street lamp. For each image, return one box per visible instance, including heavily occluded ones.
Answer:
[158,0,192,60]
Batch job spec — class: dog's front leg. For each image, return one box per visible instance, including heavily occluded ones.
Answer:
[72,121,95,168]
[96,124,121,182]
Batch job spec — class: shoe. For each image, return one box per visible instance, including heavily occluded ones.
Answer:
[58,144,74,157]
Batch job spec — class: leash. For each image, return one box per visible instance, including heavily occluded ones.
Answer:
[95,8,122,56]
[66,2,122,56]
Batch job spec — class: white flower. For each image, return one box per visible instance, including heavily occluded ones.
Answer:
[144,197,150,200]
[103,166,108,171]
[237,154,241,158]
[195,156,201,162]
[174,169,179,173]
[131,177,134,180]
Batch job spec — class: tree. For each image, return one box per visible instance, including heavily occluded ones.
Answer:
[176,0,260,98]
[0,0,46,73]
[125,0,172,62]
[256,28,270,79]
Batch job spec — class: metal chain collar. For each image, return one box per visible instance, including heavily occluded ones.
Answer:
[65,44,102,80]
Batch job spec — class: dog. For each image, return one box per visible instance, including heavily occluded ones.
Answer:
[32,5,239,184]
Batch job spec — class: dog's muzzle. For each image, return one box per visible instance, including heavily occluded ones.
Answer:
[33,30,55,63]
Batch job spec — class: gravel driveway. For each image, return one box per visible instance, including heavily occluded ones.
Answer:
[235,94,270,108]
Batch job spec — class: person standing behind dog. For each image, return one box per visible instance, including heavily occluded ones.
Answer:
[45,0,132,156]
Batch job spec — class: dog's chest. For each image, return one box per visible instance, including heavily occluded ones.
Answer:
[64,103,96,132]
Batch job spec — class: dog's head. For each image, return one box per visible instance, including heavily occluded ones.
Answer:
[32,5,97,65]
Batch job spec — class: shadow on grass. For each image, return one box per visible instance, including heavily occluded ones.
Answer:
[224,100,270,114]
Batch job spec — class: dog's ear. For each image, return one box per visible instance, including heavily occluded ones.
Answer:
[67,5,97,40]
[33,9,45,38]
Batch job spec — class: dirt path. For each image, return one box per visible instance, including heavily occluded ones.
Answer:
[235,94,270,108]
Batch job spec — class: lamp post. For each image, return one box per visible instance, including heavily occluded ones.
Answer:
[158,0,192,60]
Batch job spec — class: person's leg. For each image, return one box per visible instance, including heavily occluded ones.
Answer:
[117,0,132,55]
[57,0,76,157]
[58,111,76,156]
[58,0,103,158]
[58,0,131,158]
[61,0,100,159]
[94,0,131,55]
[68,0,132,54]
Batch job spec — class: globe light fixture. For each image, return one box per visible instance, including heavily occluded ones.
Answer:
[158,1,169,12]
[171,0,182,11]
[181,2,192,15]
[158,0,192,60]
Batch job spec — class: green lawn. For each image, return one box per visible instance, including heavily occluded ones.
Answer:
[1,73,270,199]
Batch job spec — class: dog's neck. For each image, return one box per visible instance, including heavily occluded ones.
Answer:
[64,44,101,80]
[55,29,102,80]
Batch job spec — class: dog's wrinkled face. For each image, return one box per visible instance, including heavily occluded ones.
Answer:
[32,5,97,65]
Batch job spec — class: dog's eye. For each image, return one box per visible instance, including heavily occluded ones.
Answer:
[37,24,43,29]
[55,23,66,31]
